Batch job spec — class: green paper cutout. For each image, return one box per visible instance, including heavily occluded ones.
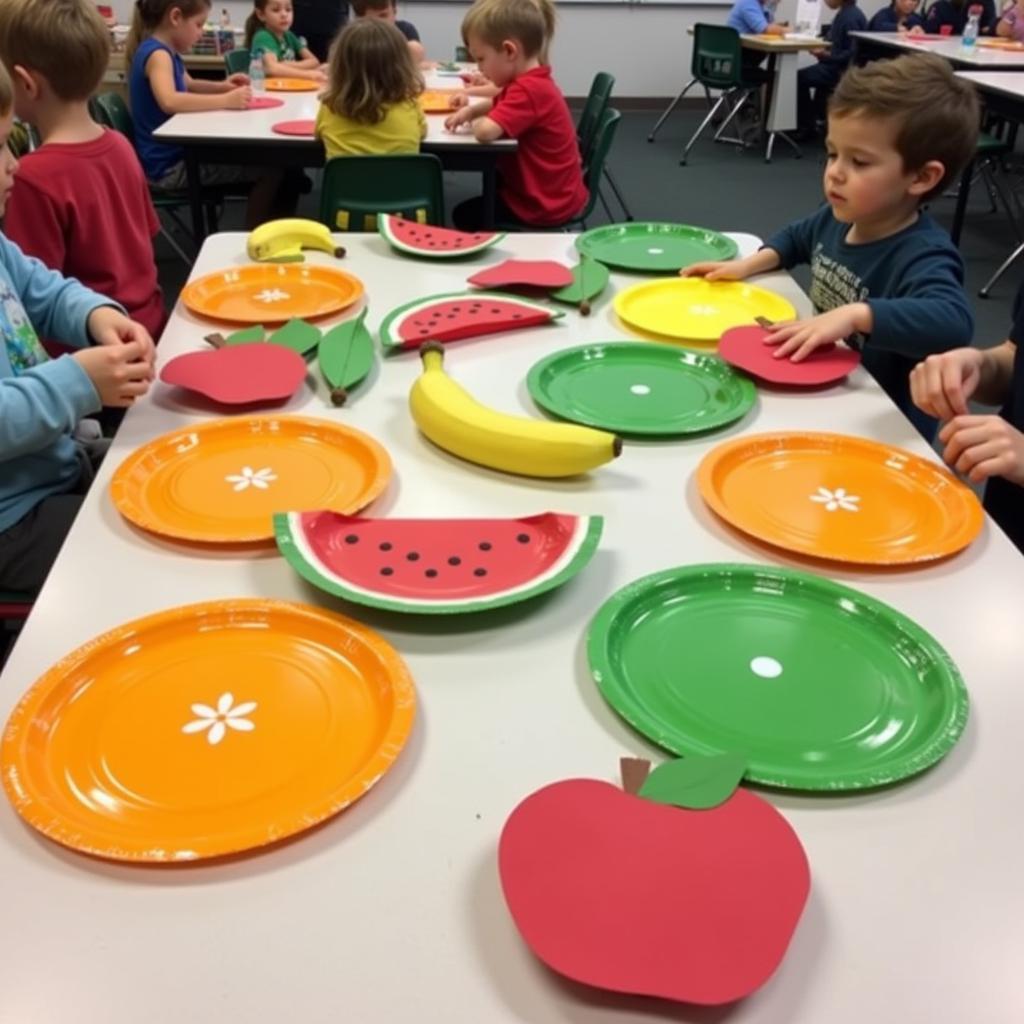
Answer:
[270,318,321,357]
[319,308,374,406]
[638,754,747,811]
[550,256,610,308]
[224,325,265,346]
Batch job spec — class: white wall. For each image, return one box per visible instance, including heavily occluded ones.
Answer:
[108,0,890,97]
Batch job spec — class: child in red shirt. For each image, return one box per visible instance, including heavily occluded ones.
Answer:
[445,0,587,229]
[0,0,166,342]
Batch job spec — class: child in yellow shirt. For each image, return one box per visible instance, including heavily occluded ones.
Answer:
[315,19,426,158]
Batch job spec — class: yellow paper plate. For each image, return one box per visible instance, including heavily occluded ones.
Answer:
[614,278,796,343]
[1,599,416,862]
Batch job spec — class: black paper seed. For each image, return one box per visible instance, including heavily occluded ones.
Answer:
[344,535,359,544]
[425,569,438,578]
[474,568,487,577]
[379,542,392,551]
[381,567,394,576]
[479,542,491,551]
[448,556,461,566]
[407,552,420,562]
[516,533,529,543]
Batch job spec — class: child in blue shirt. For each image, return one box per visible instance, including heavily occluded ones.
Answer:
[910,281,1024,552]
[726,0,786,35]
[0,65,156,595]
[684,54,979,436]
[868,0,925,33]
[796,0,866,138]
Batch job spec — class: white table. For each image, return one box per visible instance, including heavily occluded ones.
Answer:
[2,232,1024,1024]
[852,30,1024,68]
[154,70,516,238]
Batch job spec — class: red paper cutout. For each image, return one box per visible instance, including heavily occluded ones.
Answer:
[719,325,861,387]
[246,96,285,110]
[499,778,810,1005]
[271,119,316,137]
[468,260,575,290]
[160,343,307,405]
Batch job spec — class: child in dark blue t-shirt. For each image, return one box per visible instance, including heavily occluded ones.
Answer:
[683,55,979,435]
[868,0,924,33]
[911,281,1024,553]
[796,0,866,137]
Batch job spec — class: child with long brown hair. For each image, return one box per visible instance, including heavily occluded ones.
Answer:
[315,19,426,159]
[128,0,297,227]
[245,0,324,83]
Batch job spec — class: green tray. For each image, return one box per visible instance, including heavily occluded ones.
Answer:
[575,222,738,273]
[526,343,755,436]
[587,564,968,791]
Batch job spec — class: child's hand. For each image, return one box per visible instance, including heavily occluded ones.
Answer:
[225,86,253,109]
[87,307,156,367]
[449,91,471,109]
[939,414,1024,485]
[73,341,154,408]
[460,71,489,87]
[908,24,925,34]
[764,303,869,362]
[445,106,474,132]
[680,260,748,281]
[227,72,250,87]
[909,348,985,420]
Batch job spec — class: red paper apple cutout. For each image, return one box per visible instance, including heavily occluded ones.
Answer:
[467,259,574,290]
[160,342,307,405]
[499,756,810,1006]
[718,324,860,387]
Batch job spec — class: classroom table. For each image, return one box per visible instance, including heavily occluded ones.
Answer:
[153,71,516,240]
[2,231,1024,1024]
[851,29,1024,68]
[740,34,830,160]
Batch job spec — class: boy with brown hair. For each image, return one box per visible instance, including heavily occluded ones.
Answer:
[685,54,978,435]
[0,0,166,341]
[351,0,425,62]
[444,0,586,229]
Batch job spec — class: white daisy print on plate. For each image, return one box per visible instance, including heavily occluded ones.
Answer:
[253,288,291,304]
[226,466,277,492]
[809,486,860,513]
[182,692,258,746]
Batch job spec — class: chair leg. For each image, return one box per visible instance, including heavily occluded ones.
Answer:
[712,90,753,146]
[603,167,634,221]
[598,187,616,223]
[158,224,193,266]
[979,240,1024,298]
[765,130,802,164]
[648,80,696,142]
[681,94,728,166]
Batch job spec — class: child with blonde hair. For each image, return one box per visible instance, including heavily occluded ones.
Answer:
[0,62,156,595]
[445,0,586,228]
[0,0,165,340]
[128,0,296,227]
[316,19,426,159]
[246,0,324,83]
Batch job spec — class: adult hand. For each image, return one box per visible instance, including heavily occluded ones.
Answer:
[909,348,985,421]
[73,341,153,408]
[87,307,156,367]
[939,414,1024,485]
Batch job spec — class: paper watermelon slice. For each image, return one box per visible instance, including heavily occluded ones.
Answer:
[274,511,603,614]
[379,292,563,352]
[378,214,505,259]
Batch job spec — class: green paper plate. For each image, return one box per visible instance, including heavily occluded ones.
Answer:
[587,564,968,791]
[526,343,756,436]
[575,222,738,273]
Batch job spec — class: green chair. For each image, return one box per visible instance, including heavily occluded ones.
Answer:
[576,72,633,221]
[318,154,445,232]
[224,47,251,76]
[92,92,237,262]
[648,24,760,165]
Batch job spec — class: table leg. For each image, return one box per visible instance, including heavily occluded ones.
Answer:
[185,148,205,244]
[762,52,802,163]
[951,158,974,248]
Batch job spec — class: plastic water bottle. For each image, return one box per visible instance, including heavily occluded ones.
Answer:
[961,7,981,52]
[249,50,265,92]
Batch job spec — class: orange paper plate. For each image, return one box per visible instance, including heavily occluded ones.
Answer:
[419,89,456,113]
[0,599,416,862]
[698,432,984,565]
[111,415,392,543]
[180,264,364,324]
[264,77,320,91]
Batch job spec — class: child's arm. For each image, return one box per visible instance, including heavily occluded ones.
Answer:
[408,39,427,62]
[444,98,494,134]
[681,248,781,281]
[147,50,250,111]
[184,71,259,97]
[261,52,324,80]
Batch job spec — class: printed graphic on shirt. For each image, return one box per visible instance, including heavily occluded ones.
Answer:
[809,244,870,345]
[0,283,48,374]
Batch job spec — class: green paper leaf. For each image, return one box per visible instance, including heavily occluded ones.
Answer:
[224,325,265,346]
[319,308,374,405]
[269,317,321,357]
[550,255,610,306]
[638,754,747,811]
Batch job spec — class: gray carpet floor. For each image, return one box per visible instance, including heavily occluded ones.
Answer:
[153,108,1024,347]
